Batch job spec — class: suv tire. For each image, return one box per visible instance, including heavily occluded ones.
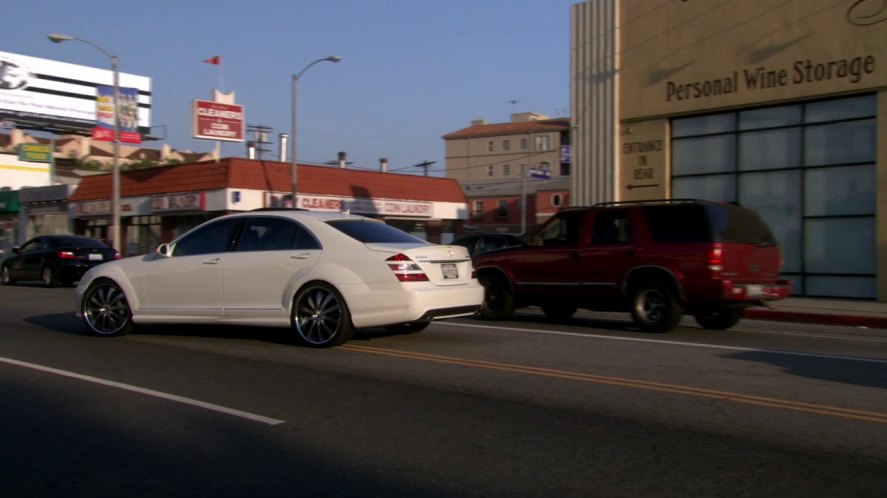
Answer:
[480,277,515,320]
[693,308,742,330]
[630,281,682,333]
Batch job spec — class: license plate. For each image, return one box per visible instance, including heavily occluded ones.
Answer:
[746,284,763,297]
[441,263,458,279]
[88,253,103,261]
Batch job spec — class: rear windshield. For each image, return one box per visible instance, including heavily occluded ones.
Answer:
[53,236,108,248]
[327,220,427,244]
[644,204,776,245]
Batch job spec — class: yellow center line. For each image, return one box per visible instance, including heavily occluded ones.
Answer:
[341,344,887,425]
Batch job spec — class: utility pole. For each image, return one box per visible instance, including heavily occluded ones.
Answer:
[247,124,273,160]
[414,160,437,176]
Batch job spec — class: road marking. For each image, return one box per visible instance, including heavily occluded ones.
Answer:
[0,356,286,426]
[341,344,887,425]
[440,321,887,364]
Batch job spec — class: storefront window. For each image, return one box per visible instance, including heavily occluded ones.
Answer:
[804,165,875,217]
[805,94,876,123]
[804,218,875,274]
[671,112,735,137]
[671,93,876,298]
[126,216,162,256]
[738,105,802,130]
[738,128,801,170]
[804,119,876,166]
[672,174,735,202]
[739,171,801,273]
[672,135,736,175]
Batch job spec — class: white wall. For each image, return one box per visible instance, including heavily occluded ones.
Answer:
[0,153,52,189]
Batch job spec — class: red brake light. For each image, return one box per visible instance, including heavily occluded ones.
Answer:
[708,244,723,273]
[386,253,429,282]
[57,250,76,259]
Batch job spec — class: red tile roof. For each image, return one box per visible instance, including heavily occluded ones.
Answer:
[69,158,467,204]
[443,118,570,140]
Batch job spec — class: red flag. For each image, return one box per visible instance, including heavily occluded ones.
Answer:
[203,55,221,65]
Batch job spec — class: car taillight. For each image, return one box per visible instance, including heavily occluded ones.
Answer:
[114,252,121,260]
[708,244,723,273]
[57,250,76,259]
[386,253,429,282]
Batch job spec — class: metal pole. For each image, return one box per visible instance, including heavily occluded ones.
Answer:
[521,164,527,234]
[111,55,121,253]
[290,73,298,208]
[47,34,122,252]
[290,56,341,209]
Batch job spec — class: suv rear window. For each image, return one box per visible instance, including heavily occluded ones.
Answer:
[327,219,427,244]
[644,204,776,245]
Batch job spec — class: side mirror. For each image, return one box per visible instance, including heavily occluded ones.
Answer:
[155,244,173,258]
[11,246,21,254]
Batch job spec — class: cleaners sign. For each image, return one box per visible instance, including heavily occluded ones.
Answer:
[192,100,244,142]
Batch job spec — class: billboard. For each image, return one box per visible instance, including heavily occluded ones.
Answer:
[192,100,244,142]
[0,50,151,134]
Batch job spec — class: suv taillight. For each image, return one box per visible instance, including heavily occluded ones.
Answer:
[386,254,429,282]
[708,244,723,274]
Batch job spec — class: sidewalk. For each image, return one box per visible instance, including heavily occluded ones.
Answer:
[745,297,887,329]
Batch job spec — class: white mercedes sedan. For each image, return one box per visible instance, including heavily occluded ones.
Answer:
[75,209,483,347]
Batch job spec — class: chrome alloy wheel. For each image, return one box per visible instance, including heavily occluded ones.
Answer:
[81,281,133,336]
[292,283,353,347]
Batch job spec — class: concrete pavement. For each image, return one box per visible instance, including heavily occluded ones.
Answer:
[745,297,887,329]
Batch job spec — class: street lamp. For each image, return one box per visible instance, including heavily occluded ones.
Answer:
[48,33,122,253]
[290,56,341,207]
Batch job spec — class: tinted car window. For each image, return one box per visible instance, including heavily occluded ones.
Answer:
[173,218,241,256]
[328,220,426,244]
[707,204,777,245]
[533,210,584,246]
[20,239,43,253]
[236,217,321,252]
[53,236,108,248]
[592,210,633,244]
[645,204,777,245]
[644,205,712,243]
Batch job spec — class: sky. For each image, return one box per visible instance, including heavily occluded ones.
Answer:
[2,0,578,177]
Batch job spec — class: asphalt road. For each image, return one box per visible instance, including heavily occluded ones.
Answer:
[1,284,886,497]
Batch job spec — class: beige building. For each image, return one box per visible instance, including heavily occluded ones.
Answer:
[443,112,570,183]
[571,0,886,299]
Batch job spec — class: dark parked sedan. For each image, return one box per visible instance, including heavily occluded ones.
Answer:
[452,232,523,256]
[1,235,119,287]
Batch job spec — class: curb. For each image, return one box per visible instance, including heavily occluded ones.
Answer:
[744,309,887,329]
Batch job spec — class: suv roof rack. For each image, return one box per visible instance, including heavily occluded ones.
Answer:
[589,199,707,208]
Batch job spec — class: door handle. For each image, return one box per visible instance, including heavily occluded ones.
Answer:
[624,249,635,257]
[291,253,312,260]
[202,258,221,265]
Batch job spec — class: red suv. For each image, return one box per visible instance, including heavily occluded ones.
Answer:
[473,199,791,333]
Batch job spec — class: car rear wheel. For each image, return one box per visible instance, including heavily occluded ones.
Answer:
[81,279,134,336]
[42,266,57,288]
[292,283,354,348]
[384,321,430,334]
[541,303,578,321]
[1,265,15,285]
[630,282,682,333]
[694,308,742,330]
[480,277,515,320]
